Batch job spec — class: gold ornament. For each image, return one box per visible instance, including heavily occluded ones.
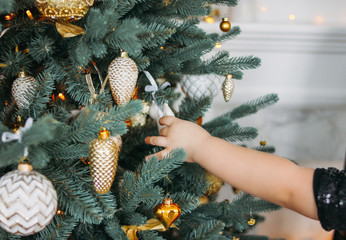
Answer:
[260,140,267,146]
[11,71,37,109]
[222,74,235,102]
[108,51,139,105]
[196,116,203,126]
[220,17,231,32]
[205,172,223,196]
[153,196,181,229]
[122,218,177,240]
[89,128,120,194]
[129,101,150,127]
[35,0,94,22]
[198,195,209,205]
[248,218,256,225]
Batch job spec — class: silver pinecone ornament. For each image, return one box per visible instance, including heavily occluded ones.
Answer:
[11,71,36,109]
[108,51,138,105]
[181,74,223,99]
[0,162,58,236]
[222,74,235,102]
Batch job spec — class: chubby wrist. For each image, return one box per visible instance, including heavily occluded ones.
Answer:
[190,135,217,164]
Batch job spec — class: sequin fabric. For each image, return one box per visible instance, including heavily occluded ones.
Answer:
[313,168,346,231]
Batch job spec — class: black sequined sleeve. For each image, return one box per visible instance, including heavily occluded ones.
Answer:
[313,168,346,231]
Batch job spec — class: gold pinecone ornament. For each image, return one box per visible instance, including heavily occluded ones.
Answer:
[89,129,120,194]
[11,71,37,109]
[108,51,139,105]
[222,74,235,102]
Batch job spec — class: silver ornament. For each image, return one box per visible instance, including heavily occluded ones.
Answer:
[181,74,223,99]
[222,74,235,102]
[108,52,138,105]
[11,71,36,109]
[0,162,57,236]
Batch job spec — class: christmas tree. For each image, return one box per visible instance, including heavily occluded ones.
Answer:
[0,0,280,239]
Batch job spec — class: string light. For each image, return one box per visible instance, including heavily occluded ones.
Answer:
[215,42,222,48]
[289,14,296,21]
[315,16,324,24]
[260,6,267,12]
[205,16,215,24]
[5,15,11,21]
[26,10,34,19]
[58,93,66,101]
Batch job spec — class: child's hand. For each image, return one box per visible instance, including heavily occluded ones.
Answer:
[145,116,211,162]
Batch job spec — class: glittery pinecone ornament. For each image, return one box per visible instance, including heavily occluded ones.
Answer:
[181,74,223,99]
[222,74,235,102]
[108,51,138,105]
[0,162,57,236]
[89,129,120,194]
[11,71,36,109]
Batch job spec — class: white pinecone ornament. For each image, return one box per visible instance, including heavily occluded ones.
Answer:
[11,71,37,109]
[108,51,138,105]
[0,162,58,236]
[222,74,235,102]
[181,74,223,99]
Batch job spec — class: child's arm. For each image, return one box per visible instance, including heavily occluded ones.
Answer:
[145,116,318,220]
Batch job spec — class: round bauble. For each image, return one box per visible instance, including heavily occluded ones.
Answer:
[181,74,223,99]
[11,71,37,109]
[108,52,138,105]
[220,17,231,32]
[35,0,94,22]
[0,162,58,236]
[205,171,223,195]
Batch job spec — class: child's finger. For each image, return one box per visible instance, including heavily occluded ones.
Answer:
[159,116,175,126]
[145,136,168,147]
[145,149,170,161]
[160,126,169,136]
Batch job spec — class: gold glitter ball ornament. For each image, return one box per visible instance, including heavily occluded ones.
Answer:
[248,218,256,225]
[205,172,223,195]
[220,17,231,32]
[108,51,139,105]
[154,197,181,229]
[198,195,209,205]
[11,71,37,109]
[0,162,57,236]
[89,129,120,194]
[35,0,94,22]
[222,74,235,102]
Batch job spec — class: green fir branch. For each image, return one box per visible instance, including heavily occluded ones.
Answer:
[187,219,225,240]
[104,218,128,240]
[177,97,212,121]
[36,215,78,240]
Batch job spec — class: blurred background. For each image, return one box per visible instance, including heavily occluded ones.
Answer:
[198,0,346,239]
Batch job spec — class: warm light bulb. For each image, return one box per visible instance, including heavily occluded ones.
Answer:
[160,46,164,49]
[315,16,324,24]
[26,10,33,19]
[5,15,11,21]
[215,42,222,48]
[289,14,296,20]
[58,93,66,101]
[261,6,267,12]
[205,16,215,24]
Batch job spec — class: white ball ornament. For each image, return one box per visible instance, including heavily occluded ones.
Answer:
[181,74,223,99]
[0,162,58,236]
[11,71,37,109]
[108,51,138,105]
